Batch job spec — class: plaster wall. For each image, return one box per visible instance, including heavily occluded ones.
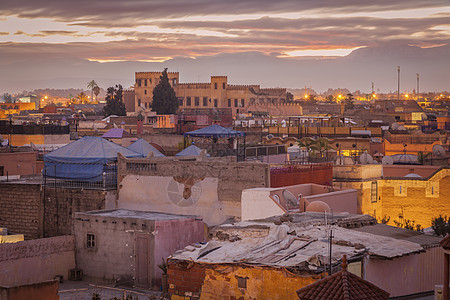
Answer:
[304,189,358,214]
[365,246,444,297]
[0,152,39,176]
[0,236,75,287]
[117,158,270,225]
[74,214,147,283]
[0,280,59,300]
[10,134,70,147]
[241,189,285,221]
[382,165,440,178]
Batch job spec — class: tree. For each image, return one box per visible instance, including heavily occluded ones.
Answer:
[93,85,100,102]
[2,93,13,103]
[87,80,97,102]
[76,92,89,104]
[344,93,355,110]
[431,215,450,237]
[325,95,334,103]
[103,84,126,117]
[297,137,315,153]
[152,68,178,114]
[417,151,431,165]
[286,91,294,102]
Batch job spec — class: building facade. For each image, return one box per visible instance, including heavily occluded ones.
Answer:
[134,72,287,116]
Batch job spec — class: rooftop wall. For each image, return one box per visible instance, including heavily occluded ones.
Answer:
[0,236,75,287]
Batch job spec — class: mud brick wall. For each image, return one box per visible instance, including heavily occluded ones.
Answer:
[0,183,42,239]
[0,182,112,239]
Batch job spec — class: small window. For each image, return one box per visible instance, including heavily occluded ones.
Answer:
[186,97,191,106]
[178,97,183,106]
[432,186,434,195]
[241,99,245,107]
[173,78,177,85]
[399,186,402,194]
[236,276,247,289]
[222,83,226,89]
[145,102,148,109]
[234,99,238,107]
[203,97,208,106]
[136,79,141,87]
[214,83,218,89]
[149,78,152,84]
[371,181,377,203]
[144,79,147,86]
[214,99,218,107]
[144,90,147,95]
[137,99,141,107]
[87,234,96,248]
[228,99,231,107]
[195,97,200,106]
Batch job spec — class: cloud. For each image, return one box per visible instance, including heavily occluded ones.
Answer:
[0,0,448,27]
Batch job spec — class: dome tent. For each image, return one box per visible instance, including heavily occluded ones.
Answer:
[127,138,165,157]
[43,136,142,181]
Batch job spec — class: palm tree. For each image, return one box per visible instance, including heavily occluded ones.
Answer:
[297,137,315,153]
[87,80,97,102]
[93,85,100,102]
[76,92,89,104]
[310,138,332,159]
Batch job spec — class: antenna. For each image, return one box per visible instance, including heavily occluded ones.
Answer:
[397,66,400,101]
[416,73,420,99]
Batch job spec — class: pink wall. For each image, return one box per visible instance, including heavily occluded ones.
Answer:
[383,165,440,178]
[154,218,204,282]
[304,189,358,214]
[365,246,444,297]
[0,236,75,286]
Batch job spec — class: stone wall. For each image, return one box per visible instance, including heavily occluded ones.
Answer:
[0,236,75,286]
[0,181,113,239]
[0,280,59,300]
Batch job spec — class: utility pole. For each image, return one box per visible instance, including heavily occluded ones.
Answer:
[397,66,400,100]
[416,73,420,100]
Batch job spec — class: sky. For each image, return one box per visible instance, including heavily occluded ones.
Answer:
[0,0,449,93]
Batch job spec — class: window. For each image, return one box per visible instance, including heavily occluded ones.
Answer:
[178,97,183,106]
[87,234,96,249]
[241,99,245,107]
[144,90,147,95]
[186,97,191,106]
[136,79,141,87]
[137,99,141,107]
[236,276,247,289]
[371,181,377,203]
[228,99,231,107]
[214,99,218,107]
[149,78,152,84]
[144,79,147,86]
[203,97,208,106]
[214,83,218,89]
[223,83,226,89]
[234,99,238,107]
[145,102,148,109]
[173,78,177,85]
[195,97,200,106]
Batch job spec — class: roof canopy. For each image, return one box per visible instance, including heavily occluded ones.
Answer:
[44,136,142,164]
[102,128,132,139]
[184,124,245,138]
[127,138,165,157]
[175,144,210,157]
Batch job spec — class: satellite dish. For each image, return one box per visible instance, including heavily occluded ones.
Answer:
[391,123,399,130]
[267,134,274,140]
[359,152,374,164]
[397,125,407,131]
[382,156,394,165]
[433,145,445,157]
[282,190,298,210]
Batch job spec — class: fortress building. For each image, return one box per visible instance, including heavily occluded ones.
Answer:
[134,72,295,116]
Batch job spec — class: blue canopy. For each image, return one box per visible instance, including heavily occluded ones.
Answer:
[184,124,245,138]
[175,145,210,157]
[43,136,142,180]
[127,138,165,157]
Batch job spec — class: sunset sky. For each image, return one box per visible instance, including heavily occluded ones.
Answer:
[1,0,449,93]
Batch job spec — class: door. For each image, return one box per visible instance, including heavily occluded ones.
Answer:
[135,233,151,287]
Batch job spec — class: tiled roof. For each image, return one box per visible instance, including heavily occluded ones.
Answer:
[297,255,390,300]
[440,234,450,250]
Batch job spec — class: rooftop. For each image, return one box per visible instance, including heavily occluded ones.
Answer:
[76,209,201,221]
[170,212,435,274]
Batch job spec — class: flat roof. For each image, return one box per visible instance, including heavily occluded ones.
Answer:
[76,209,200,221]
[350,223,441,247]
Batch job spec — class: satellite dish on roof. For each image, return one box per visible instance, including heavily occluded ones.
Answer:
[433,145,445,157]
[382,156,394,165]
[266,134,274,139]
[282,190,298,210]
[359,152,374,164]
[391,123,399,130]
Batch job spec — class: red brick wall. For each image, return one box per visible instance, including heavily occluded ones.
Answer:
[168,263,206,298]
